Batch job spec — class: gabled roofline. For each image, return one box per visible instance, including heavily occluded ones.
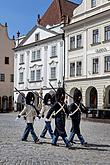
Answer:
[14,33,63,52]
[18,24,59,47]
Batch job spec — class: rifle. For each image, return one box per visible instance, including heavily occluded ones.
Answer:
[49,82,73,99]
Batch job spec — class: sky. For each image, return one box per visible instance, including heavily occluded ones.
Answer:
[0,0,81,39]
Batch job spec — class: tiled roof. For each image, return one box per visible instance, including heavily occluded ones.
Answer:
[38,0,79,27]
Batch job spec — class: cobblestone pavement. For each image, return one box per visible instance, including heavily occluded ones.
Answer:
[0,112,110,165]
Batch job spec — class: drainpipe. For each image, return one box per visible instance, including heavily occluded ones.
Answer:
[62,32,65,89]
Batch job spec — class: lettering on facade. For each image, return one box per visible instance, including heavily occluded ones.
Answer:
[95,48,107,53]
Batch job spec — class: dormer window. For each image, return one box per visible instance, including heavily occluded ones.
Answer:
[35,33,40,41]
[91,0,96,8]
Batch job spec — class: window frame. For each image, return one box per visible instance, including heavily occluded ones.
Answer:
[92,58,99,74]
[104,56,110,72]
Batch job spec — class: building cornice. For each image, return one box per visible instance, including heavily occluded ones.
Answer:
[65,75,110,83]
[63,8,110,31]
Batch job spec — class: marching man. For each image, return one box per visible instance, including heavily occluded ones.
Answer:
[46,87,72,148]
[68,89,88,145]
[17,92,41,143]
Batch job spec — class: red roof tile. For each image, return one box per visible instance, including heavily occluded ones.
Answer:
[38,0,79,27]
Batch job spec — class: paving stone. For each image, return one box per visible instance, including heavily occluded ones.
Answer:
[0,112,110,165]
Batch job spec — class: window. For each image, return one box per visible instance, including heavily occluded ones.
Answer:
[76,61,82,76]
[19,72,24,83]
[77,35,82,48]
[30,70,35,81]
[70,63,75,77]
[51,45,57,57]
[37,50,41,60]
[35,33,40,41]
[5,57,9,64]
[51,67,56,79]
[10,74,14,82]
[70,36,75,50]
[93,58,99,74]
[104,25,110,41]
[36,69,41,81]
[104,56,110,72]
[91,0,96,8]
[20,54,24,64]
[93,29,99,44]
[32,51,36,61]
[0,74,5,81]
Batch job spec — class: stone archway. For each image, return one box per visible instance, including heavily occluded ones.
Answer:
[86,86,98,108]
[17,93,25,112]
[2,96,8,112]
[104,85,110,108]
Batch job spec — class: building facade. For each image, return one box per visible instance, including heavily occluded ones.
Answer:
[14,0,78,111]
[64,0,110,116]
[14,25,64,110]
[0,23,14,112]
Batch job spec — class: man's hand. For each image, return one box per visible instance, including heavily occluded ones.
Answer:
[18,115,21,118]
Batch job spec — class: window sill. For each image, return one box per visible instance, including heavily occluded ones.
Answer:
[69,47,83,51]
[104,70,110,73]
[31,59,41,62]
[19,62,24,65]
[91,42,101,46]
[19,82,24,84]
[102,39,110,44]
[50,56,57,59]
[29,80,42,83]
[49,78,57,81]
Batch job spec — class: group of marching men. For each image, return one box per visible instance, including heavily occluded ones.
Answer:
[17,87,88,148]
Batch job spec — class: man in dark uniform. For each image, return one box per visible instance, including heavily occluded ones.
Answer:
[68,88,88,145]
[46,88,71,147]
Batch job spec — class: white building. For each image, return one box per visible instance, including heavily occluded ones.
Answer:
[13,0,78,111]
[64,0,110,116]
[14,25,64,110]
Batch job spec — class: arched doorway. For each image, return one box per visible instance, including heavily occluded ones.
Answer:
[104,85,110,108]
[17,93,25,112]
[2,96,8,112]
[9,96,13,112]
[90,87,97,108]
[86,86,98,117]
[86,86,98,109]
[103,86,110,118]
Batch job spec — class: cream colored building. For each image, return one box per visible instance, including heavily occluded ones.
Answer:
[0,23,14,112]
[64,0,110,116]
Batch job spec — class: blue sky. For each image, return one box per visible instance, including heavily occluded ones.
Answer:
[0,0,81,39]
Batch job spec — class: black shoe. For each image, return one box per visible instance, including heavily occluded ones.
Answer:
[51,143,59,146]
[69,140,76,144]
[66,143,73,148]
[81,142,87,146]
[22,139,27,142]
[35,139,43,144]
